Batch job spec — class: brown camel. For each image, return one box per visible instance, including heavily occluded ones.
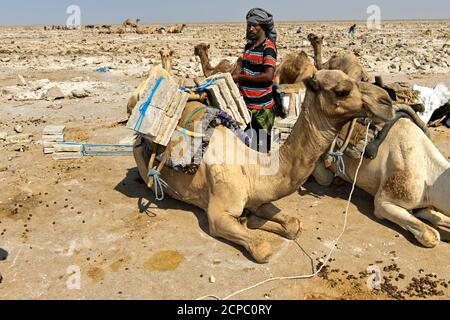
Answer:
[274,51,317,89]
[308,33,371,82]
[194,43,242,77]
[136,25,153,34]
[132,68,394,263]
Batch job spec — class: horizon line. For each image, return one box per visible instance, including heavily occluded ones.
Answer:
[1,17,449,27]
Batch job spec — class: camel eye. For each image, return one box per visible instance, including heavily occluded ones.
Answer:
[335,90,349,98]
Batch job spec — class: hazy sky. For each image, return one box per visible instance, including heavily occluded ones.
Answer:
[1,0,449,25]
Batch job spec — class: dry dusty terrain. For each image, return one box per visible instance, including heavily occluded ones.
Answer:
[0,21,449,300]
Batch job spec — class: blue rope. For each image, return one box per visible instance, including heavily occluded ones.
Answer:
[184,106,207,129]
[179,79,216,93]
[147,167,182,201]
[148,167,167,201]
[329,151,346,176]
[134,77,164,132]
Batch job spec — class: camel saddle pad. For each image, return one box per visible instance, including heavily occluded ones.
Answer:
[160,103,249,175]
[336,110,428,160]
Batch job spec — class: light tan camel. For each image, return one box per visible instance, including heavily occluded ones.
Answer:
[160,48,174,72]
[312,115,450,248]
[168,24,187,34]
[308,33,371,82]
[131,68,394,263]
[136,25,153,34]
[123,18,140,32]
[274,51,317,89]
[194,43,242,77]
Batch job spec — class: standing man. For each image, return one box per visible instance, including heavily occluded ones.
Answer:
[233,8,277,153]
[348,23,357,36]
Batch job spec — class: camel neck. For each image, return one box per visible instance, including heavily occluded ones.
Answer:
[256,93,339,203]
[197,50,213,74]
[312,44,323,70]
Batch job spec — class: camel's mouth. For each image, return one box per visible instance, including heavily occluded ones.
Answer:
[359,82,395,123]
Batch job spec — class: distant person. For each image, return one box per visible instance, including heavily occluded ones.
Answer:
[296,26,302,34]
[348,24,357,36]
[233,8,277,152]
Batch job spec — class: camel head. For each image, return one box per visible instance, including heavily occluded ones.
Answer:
[194,43,210,58]
[303,70,394,125]
[160,48,174,71]
[307,33,324,47]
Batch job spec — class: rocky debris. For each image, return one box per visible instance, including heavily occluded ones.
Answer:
[1,57,11,62]
[5,133,33,145]
[209,275,216,283]
[71,89,89,98]
[16,74,27,86]
[14,125,23,133]
[45,86,65,100]
[0,132,7,141]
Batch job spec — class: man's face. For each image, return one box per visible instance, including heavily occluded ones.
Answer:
[246,22,264,41]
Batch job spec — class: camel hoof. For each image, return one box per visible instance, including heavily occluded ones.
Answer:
[249,239,273,264]
[409,225,440,248]
[284,217,303,240]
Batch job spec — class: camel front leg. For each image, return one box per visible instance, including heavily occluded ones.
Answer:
[374,199,440,248]
[247,203,302,240]
[415,208,450,228]
[207,198,273,264]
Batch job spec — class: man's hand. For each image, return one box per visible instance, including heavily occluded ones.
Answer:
[232,73,241,83]
[236,67,275,85]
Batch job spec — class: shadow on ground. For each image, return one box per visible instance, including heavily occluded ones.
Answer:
[114,167,259,263]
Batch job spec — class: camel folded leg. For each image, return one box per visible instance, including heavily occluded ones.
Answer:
[247,203,302,240]
[312,160,334,186]
[415,208,450,229]
[207,198,273,264]
[374,200,440,248]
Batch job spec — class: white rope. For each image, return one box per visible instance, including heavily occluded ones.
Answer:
[197,121,372,301]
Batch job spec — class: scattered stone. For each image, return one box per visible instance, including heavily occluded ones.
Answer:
[5,133,33,145]
[14,125,23,133]
[0,165,7,172]
[1,57,11,63]
[71,89,89,98]
[45,86,65,100]
[209,275,216,283]
[0,132,7,141]
[17,74,27,86]
[47,103,63,110]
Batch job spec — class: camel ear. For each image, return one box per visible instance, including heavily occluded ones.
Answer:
[333,79,353,97]
[304,76,320,92]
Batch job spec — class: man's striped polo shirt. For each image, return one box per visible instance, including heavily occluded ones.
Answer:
[239,38,277,110]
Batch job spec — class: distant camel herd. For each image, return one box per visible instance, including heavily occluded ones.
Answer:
[44,18,187,35]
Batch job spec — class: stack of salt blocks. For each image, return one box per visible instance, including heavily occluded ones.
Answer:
[42,125,65,154]
[127,75,189,147]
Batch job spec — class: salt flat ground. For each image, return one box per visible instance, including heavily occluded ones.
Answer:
[0,21,448,299]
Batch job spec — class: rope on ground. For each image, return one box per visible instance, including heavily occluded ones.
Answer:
[196,120,372,301]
